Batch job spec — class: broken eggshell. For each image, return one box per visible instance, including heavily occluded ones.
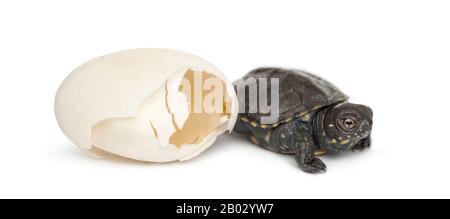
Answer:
[55,49,238,162]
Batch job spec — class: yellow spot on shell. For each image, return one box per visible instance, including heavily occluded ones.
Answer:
[250,121,258,128]
[250,135,259,145]
[314,150,328,156]
[260,124,269,129]
[240,117,249,122]
[284,117,293,123]
[331,139,337,144]
[298,111,308,117]
[264,132,271,143]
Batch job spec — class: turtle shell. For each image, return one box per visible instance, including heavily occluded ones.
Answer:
[234,68,348,128]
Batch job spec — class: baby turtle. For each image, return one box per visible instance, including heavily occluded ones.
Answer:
[233,68,373,173]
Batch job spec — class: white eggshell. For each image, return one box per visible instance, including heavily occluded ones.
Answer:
[55,49,238,162]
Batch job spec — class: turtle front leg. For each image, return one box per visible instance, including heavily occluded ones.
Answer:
[270,120,327,173]
[294,126,327,173]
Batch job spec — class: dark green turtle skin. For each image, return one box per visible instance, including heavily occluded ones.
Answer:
[233,68,373,173]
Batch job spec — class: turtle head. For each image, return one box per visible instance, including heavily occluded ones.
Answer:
[322,103,373,151]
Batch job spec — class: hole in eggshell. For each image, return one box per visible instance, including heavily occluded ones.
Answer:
[168,69,232,147]
[89,68,235,162]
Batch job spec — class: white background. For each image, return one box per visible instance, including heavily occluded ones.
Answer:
[1,0,449,199]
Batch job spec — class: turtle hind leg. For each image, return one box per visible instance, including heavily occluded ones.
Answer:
[232,119,271,149]
[232,118,252,136]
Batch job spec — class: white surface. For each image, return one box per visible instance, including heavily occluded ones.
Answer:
[1,0,449,199]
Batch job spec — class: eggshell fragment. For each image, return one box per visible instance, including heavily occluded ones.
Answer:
[55,49,238,162]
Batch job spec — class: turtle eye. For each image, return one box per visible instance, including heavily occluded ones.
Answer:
[338,118,356,131]
[344,119,355,129]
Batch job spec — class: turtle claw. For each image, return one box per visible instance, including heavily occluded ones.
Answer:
[298,158,327,173]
